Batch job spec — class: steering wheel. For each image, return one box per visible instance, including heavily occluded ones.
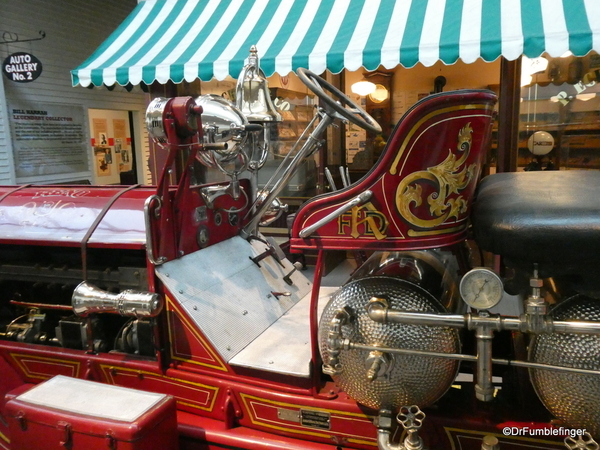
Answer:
[297,68,382,135]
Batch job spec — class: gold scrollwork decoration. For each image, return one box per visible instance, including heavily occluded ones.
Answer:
[395,123,475,230]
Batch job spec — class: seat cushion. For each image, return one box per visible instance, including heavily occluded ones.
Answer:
[472,170,600,268]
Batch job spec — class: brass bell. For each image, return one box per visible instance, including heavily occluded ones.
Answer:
[235,46,282,123]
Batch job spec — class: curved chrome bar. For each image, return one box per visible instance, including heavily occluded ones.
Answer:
[298,190,372,238]
[143,195,167,266]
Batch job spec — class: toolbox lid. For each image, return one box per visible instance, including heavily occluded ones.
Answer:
[16,375,168,423]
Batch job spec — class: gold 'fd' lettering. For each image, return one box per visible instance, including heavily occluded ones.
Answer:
[338,202,388,239]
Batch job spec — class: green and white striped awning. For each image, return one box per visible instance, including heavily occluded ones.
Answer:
[72,0,600,88]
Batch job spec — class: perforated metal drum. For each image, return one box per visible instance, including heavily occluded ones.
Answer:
[529,295,600,437]
[319,276,460,410]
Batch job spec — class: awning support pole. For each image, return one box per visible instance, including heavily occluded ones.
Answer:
[496,57,522,173]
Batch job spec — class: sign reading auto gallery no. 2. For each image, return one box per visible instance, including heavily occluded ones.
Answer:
[2,52,43,83]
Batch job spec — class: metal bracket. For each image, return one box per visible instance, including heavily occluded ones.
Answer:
[15,410,26,431]
[106,432,117,450]
[57,421,72,447]
[283,261,303,285]
[249,245,284,268]
[1,30,46,45]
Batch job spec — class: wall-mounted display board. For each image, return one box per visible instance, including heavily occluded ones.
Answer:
[9,103,88,182]
[89,109,134,184]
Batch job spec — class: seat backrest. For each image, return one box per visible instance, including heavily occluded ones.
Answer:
[290,90,497,252]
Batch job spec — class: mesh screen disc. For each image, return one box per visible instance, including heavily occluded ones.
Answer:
[530,295,600,437]
[319,276,460,410]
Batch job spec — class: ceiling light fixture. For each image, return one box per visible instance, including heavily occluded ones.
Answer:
[351,80,376,96]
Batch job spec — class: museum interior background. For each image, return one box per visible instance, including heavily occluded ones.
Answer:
[2,0,599,194]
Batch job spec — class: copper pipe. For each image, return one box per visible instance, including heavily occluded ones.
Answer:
[10,300,72,311]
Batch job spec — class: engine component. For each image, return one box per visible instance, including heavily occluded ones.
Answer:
[299,191,373,239]
[55,317,87,350]
[319,276,460,410]
[564,432,599,450]
[481,436,500,450]
[114,319,155,356]
[397,405,426,450]
[55,316,108,353]
[2,309,52,345]
[529,295,600,437]
[72,281,163,318]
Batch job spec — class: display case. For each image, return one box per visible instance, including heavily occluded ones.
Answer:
[258,89,318,197]
[559,133,600,169]
[519,51,600,170]
[271,104,315,157]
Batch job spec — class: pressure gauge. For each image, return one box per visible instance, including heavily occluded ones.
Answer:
[459,268,504,310]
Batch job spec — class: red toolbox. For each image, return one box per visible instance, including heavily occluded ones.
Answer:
[5,375,178,450]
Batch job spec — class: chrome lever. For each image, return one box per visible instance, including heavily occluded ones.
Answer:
[339,166,349,188]
[325,167,337,191]
[299,190,372,238]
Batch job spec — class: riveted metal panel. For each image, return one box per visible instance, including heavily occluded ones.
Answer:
[156,236,311,361]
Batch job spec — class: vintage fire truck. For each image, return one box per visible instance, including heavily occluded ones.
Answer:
[0,52,599,450]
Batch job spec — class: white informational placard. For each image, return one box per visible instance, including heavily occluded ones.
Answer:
[9,103,88,181]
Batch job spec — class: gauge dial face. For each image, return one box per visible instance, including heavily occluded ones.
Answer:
[459,268,504,310]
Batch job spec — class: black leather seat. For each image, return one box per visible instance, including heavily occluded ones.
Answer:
[472,170,600,272]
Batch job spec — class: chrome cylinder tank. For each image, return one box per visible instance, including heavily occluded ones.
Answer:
[319,251,461,410]
[72,281,163,318]
[349,250,462,312]
[529,295,600,436]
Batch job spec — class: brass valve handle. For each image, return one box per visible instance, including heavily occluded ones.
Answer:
[397,405,425,430]
[565,432,599,450]
[397,405,426,450]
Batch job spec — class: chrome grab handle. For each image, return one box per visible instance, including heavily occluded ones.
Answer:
[298,190,372,238]
[143,195,167,266]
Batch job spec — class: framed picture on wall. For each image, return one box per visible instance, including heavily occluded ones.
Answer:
[97,132,109,146]
[94,146,112,177]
